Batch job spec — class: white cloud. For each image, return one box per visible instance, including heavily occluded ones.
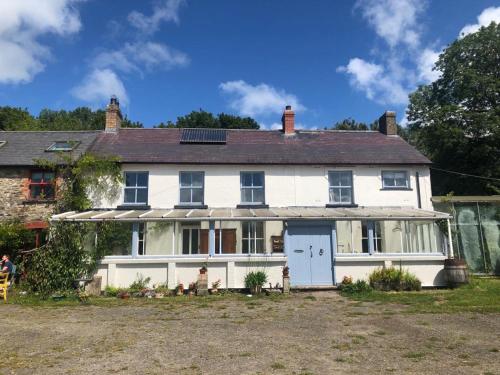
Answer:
[460,6,500,36]
[219,80,305,117]
[0,0,81,84]
[93,42,189,74]
[337,58,408,105]
[71,68,129,106]
[260,122,283,130]
[128,0,185,34]
[417,48,441,83]
[356,0,425,49]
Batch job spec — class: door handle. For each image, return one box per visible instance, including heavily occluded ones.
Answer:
[319,248,324,256]
[310,245,313,258]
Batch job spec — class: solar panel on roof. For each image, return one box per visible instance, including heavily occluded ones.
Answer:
[180,128,227,144]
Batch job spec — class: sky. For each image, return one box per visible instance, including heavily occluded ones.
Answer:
[0,0,499,129]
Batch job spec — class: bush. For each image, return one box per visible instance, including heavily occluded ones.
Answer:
[104,285,120,297]
[340,280,372,295]
[244,271,268,288]
[369,267,421,291]
[128,274,151,293]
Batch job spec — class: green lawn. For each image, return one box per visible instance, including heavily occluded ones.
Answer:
[343,277,500,313]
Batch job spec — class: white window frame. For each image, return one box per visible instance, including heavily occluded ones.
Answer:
[124,171,149,205]
[179,171,204,205]
[181,225,200,255]
[137,223,146,256]
[240,171,265,205]
[328,171,354,205]
[242,221,265,254]
[381,170,410,189]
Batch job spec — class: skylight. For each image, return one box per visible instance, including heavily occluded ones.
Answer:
[46,141,80,152]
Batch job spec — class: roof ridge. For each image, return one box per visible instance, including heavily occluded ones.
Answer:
[0,130,102,133]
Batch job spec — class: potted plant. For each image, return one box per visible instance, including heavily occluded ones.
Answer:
[117,290,130,299]
[199,265,207,275]
[244,271,268,295]
[211,279,221,294]
[188,282,197,296]
[175,283,184,296]
[282,266,289,277]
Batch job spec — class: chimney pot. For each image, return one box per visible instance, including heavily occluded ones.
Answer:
[105,96,122,133]
[378,111,397,136]
[281,105,295,135]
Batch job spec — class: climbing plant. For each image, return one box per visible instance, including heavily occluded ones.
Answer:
[23,153,123,295]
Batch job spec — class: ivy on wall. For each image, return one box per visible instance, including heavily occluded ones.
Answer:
[23,153,123,295]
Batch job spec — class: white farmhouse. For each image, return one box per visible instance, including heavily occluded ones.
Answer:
[53,98,452,289]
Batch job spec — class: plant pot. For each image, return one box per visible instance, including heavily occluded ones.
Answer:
[211,288,218,295]
[250,285,262,295]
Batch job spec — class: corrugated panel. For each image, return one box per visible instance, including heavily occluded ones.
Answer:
[180,128,227,144]
[51,207,451,221]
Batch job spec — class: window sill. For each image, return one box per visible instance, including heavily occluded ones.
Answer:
[174,204,208,209]
[325,203,358,208]
[380,188,413,191]
[23,199,56,204]
[117,204,151,210]
[236,204,269,209]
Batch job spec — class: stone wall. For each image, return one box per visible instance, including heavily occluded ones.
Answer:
[0,167,56,225]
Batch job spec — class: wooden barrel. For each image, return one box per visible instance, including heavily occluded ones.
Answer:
[444,259,469,287]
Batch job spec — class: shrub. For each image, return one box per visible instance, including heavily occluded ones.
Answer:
[369,267,421,291]
[128,274,151,293]
[342,275,353,285]
[340,280,372,295]
[244,271,268,288]
[104,285,120,297]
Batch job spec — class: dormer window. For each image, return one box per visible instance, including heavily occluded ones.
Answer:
[46,141,79,152]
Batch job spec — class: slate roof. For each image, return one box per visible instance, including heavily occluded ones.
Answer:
[0,131,99,166]
[89,128,431,165]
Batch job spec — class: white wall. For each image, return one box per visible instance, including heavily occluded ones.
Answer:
[96,256,287,289]
[94,164,433,210]
[335,256,447,287]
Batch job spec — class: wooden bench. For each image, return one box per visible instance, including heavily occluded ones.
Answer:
[0,272,9,302]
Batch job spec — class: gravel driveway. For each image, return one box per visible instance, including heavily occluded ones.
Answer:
[0,292,499,374]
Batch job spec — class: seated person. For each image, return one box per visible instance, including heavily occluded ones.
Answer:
[1,255,14,279]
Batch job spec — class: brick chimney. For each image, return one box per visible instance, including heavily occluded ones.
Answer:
[105,96,122,133]
[281,105,295,134]
[378,111,397,136]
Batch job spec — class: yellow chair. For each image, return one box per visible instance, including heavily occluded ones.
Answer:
[0,272,9,302]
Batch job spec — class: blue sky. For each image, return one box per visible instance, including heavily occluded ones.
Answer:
[0,1,499,129]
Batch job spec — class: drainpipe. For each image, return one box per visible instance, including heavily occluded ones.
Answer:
[415,171,422,209]
[447,219,454,259]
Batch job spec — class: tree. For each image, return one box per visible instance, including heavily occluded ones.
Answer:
[0,106,37,130]
[217,113,259,129]
[331,118,372,130]
[154,110,260,129]
[0,106,143,131]
[407,22,500,195]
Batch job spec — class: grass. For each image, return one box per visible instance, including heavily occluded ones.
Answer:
[5,289,289,307]
[342,277,500,313]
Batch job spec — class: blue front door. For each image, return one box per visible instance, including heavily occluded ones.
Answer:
[286,224,333,286]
